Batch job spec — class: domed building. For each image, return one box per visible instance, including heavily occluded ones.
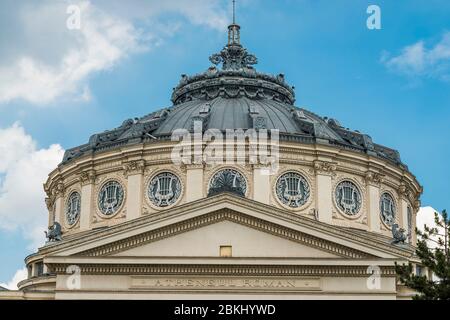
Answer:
[16,18,422,299]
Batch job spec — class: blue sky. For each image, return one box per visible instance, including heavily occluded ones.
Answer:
[0,0,449,287]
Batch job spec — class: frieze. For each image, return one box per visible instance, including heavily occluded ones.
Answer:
[47,263,397,278]
[130,276,321,291]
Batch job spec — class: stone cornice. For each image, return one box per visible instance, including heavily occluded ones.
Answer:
[46,262,396,278]
[78,209,371,259]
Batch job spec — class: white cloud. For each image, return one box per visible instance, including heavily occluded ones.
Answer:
[0,123,64,250]
[93,0,229,31]
[417,206,445,249]
[0,0,229,105]
[0,1,146,105]
[0,268,27,290]
[382,32,450,82]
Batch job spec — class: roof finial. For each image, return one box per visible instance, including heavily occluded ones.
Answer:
[209,0,258,70]
[227,0,240,45]
[232,0,236,24]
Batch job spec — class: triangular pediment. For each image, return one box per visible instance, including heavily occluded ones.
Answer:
[112,219,340,258]
[39,193,414,260]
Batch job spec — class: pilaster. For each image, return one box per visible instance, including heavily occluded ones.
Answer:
[79,169,96,230]
[123,161,145,221]
[253,165,270,204]
[314,161,336,224]
[185,164,204,202]
[365,171,384,233]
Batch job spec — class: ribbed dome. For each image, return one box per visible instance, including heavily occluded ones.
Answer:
[61,22,404,169]
[155,97,302,134]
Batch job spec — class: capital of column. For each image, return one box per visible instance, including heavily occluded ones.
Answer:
[313,160,337,176]
[122,160,145,177]
[364,170,384,187]
[79,169,96,186]
[51,181,65,197]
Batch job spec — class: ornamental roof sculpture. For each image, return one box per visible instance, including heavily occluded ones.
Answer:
[61,10,404,168]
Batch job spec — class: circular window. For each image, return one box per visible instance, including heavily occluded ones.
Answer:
[335,181,362,216]
[148,172,182,207]
[208,168,247,197]
[275,172,310,208]
[380,192,396,227]
[66,192,81,225]
[98,180,124,215]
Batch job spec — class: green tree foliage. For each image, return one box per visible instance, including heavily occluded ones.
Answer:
[395,209,450,300]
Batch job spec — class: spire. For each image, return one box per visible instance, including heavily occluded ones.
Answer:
[209,0,258,70]
[228,0,240,45]
[233,0,236,24]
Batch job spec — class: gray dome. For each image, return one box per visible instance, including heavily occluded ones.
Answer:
[155,97,315,135]
[61,23,403,168]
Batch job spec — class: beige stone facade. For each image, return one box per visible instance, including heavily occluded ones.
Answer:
[0,139,422,300]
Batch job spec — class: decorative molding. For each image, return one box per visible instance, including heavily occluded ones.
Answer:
[379,189,400,231]
[144,168,185,211]
[122,160,145,178]
[331,175,367,223]
[78,209,372,259]
[47,263,396,278]
[271,167,315,212]
[364,171,384,187]
[204,165,252,199]
[313,161,337,176]
[45,197,54,211]
[62,186,82,231]
[92,174,127,222]
[52,181,65,197]
[79,170,96,186]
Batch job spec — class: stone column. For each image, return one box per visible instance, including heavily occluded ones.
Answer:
[412,199,421,247]
[313,161,336,224]
[45,197,55,227]
[123,161,145,221]
[79,169,96,230]
[365,171,383,233]
[398,183,409,234]
[185,164,204,202]
[253,165,270,204]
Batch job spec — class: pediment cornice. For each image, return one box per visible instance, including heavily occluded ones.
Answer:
[79,209,370,258]
[33,193,415,263]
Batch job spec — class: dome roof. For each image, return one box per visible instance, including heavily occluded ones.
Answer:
[61,22,404,169]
